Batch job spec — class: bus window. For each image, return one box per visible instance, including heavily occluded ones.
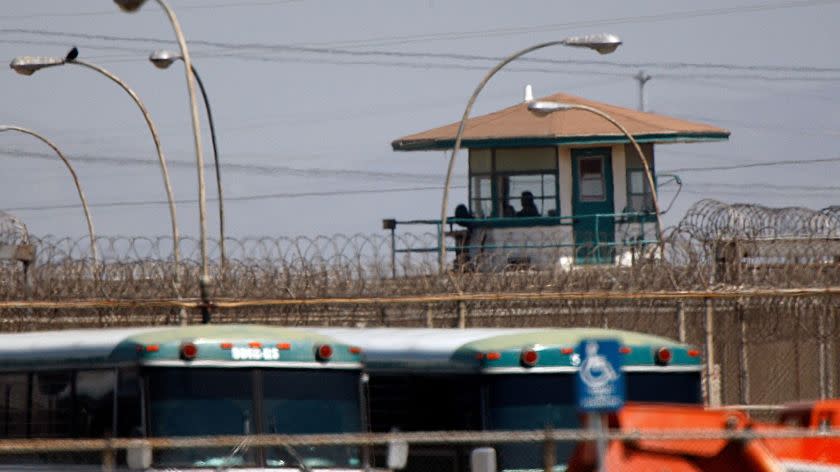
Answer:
[486,374,578,471]
[626,372,702,404]
[146,368,256,468]
[30,371,74,438]
[76,370,116,438]
[262,369,362,469]
[116,368,142,438]
[0,374,28,439]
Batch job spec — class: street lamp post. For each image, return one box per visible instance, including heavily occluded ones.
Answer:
[10,52,180,284]
[528,101,665,249]
[0,125,98,263]
[149,49,226,272]
[438,34,622,273]
[114,0,212,323]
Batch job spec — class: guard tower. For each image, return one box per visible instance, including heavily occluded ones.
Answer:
[388,89,729,270]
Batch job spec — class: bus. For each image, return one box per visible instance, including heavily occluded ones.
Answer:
[319,327,702,472]
[0,325,365,470]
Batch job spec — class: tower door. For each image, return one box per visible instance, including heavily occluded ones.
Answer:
[572,148,614,264]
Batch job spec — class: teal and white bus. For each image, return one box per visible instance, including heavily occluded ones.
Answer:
[0,325,365,470]
[319,327,702,472]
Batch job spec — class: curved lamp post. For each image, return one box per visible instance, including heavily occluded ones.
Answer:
[528,100,665,249]
[439,34,623,273]
[10,51,180,280]
[115,0,212,323]
[0,125,98,263]
[149,49,226,271]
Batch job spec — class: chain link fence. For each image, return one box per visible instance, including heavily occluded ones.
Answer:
[2,200,840,406]
[0,428,837,471]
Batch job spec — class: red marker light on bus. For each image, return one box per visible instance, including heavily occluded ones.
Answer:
[561,347,574,355]
[688,349,700,358]
[220,342,233,350]
[316,344,333,361]
[277,343,292,350]
[248,341,263,349]
[145,344,160,353]
[520,349,539,367]
[349,346,362,355]
[475,353,485,360]
[619,346,632,354]
[486,352,501,361]
[655,347,672,366]
[180,343,198,360]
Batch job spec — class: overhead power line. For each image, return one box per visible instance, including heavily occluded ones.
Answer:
[2,28,839,81]
[0,148,457,183]
[663,156,840,173]
[4,185,468,213]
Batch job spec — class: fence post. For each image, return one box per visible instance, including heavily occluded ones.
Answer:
[819,304,827,399]
[542,426,555,472]
[101,442,115,472]
[425,304,434,328]
[676,301,686,343]
[458,301,467,329]
[704,297,719,407]
[737,300,750,405]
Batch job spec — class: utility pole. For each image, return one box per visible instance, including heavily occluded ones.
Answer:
[634,70,652,111]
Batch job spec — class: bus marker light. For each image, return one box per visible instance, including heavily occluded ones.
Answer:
[249,341,263,349]
[220,342,233,350]
[316,344,333,361]
[619,346,632,354]
[520,349,539,367]
[475,353,484,360]
[349,346,362,354]
[277,343,292,350]
[486,352,501,361]
[145,344,159,353]
[688,349,700,357]
[561,347,574,355]
[655,347,672,366]
[180,343,198,360]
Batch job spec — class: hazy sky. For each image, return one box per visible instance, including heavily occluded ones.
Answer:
[1,0,839,241]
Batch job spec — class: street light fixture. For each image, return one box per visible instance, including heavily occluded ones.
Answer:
[438,34,622,273]
[10,50,181,285]
[115,0,213,323]
[527,100,665,249]
[149,49,227,271]
[0,125,98,263]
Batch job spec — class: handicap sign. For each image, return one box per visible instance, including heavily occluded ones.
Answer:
[575,339,625,412]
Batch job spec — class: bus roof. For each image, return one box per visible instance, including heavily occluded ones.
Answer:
[0,325,362,371]
[317,327,701,373]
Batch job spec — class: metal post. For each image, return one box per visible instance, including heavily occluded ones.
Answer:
[390,228,396,279]
[819,306,827,399]
[425,304,434,328]
[704,297,717,407]
[676,301,686,343]
[542,426,556,472]
[738,301,750,404]
[458,301,467,329]
[586,413,607,472]
[634,70,652,112]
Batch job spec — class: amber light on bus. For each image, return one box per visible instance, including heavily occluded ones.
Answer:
[561,347,574,355]
[485,352,501,361]
[276,343,292,350]
[145,344,160,353]
[619,346,632,354]
[248,341,263,348]
[349,346,362,354]
[520,349,539,367]
[316,344,333,361]
[655,347,672,366]
[220,342,233,350]
[688,349,701,357]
